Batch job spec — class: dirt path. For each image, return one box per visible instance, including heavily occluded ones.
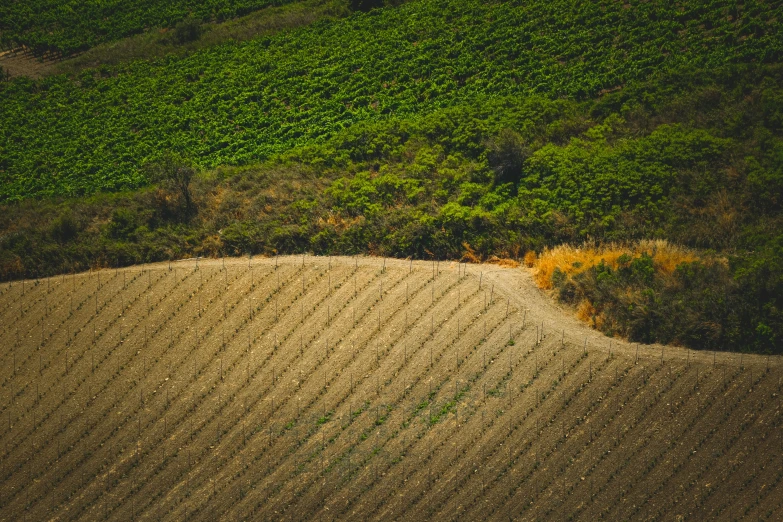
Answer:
[482,263,768,368]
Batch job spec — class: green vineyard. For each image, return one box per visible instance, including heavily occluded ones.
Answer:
[1,0,782,201]
[0,0,295,56]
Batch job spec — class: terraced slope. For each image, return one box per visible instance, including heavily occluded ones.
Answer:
[0,256,780,520]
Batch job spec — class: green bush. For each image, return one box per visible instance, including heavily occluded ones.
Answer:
[486,129,528,186]
[172,16,203,44]
[106,208,143,240]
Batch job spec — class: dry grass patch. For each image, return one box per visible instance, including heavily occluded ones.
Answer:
[532,240,699,289]
[486,256,520,268]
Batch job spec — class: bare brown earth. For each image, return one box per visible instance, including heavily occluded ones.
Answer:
[0,256,780,521]
[0,48,57,79]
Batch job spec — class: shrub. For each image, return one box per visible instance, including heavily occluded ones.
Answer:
[50,213,81,243]
[172,16,202,44]
[349,0,384,12]
[486,129,529,186]
[143,153,197,218]
[540,244,782,353]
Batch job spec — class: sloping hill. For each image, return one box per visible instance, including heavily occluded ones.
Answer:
[0,0,296,56]
[2,0,782,201]
[0,256,780,520]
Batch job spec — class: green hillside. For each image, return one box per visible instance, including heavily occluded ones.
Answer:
[0,0,296,56]
[1,0,781,201]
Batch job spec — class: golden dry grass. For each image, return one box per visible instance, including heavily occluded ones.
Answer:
[486,255,520,268]
[576,299,597,324]
[461,242,483,264]
[532,240,699,289]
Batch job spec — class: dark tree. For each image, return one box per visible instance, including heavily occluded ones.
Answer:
[486,128,529,185]
[349,0,384,12]
[172,16,202,44]
[144,153,197,217]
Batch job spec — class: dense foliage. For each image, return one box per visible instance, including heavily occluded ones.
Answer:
[0,0,294,56]
[1,0,782,201]
[2,63,782,351]
[551,248,782,355]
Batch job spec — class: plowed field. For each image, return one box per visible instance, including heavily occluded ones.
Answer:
[0,256,780,520]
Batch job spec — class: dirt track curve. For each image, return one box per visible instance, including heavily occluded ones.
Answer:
[0,255,780,521]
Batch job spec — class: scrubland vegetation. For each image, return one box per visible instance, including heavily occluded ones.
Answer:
[3,63,782,352]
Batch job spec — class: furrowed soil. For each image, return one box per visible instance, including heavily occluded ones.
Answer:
[0,256,780,520]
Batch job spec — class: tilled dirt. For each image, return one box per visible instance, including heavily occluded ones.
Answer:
[0,255,779,521]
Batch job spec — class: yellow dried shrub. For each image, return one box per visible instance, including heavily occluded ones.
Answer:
[487,256,520,268]
[533,240,698,290]
[523,250,537,268]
